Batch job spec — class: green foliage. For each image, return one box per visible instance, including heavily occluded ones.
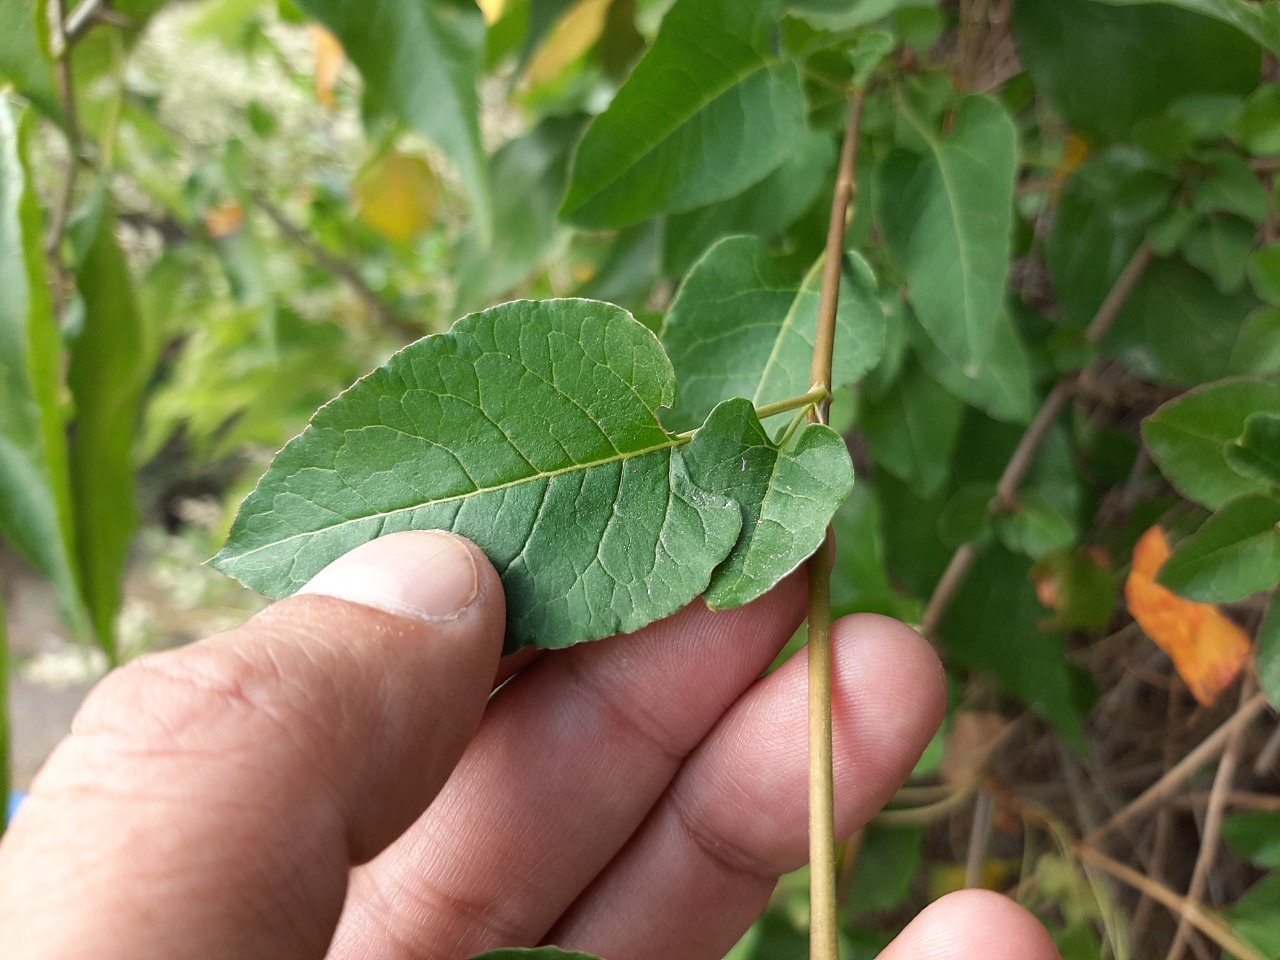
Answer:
[1158,492,1280,602]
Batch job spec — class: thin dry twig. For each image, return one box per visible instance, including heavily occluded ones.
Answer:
[1165,680,1256,960]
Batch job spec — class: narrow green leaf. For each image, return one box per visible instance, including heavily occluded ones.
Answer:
[0,0,58,119]
[1259,591,1280,708]
[1143,378,1280,509]
[684,398,853,608]
[1226,412,1280,485]
[468,949,604,960]
[215,299,848,652]
[560,0,807,228]
[877,94,1017,374]
[295,0,489,239]
[1090,0,1280,58]
[66,191,148,660]
[860,359,964,499]
[0,98,87,640]
[1158,493,1280,602]
[660,235,884,433]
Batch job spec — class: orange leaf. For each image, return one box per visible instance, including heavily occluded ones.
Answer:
[310,24,345,111]
[204,201,244,239]
[1124,526,1252,707]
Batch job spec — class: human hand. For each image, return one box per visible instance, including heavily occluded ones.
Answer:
[0,531,1059,960]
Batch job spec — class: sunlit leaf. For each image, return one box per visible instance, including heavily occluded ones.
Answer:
[353,149,440,242]
[214,299,852,651]
[1124,525,1252,707]
[526,0,609,84]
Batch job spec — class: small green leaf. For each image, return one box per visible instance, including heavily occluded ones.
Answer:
[1143,378,1280,509]
[1178,214,1255,293]
[1246,245,1280,304]
[684,399,852,608]
[1192,151,1271,224]
[295,0,490,240]
[1224,872,1280,959]
[660,235,884,433]
[1158,493,1280,602]
[1234,83,1280,155]
[1226,412,1280,485]
[0,99,87,640]
[1223,809,1280,868]
[67,189,149,660]
[561,0,807,228]
[996,489,1079,560]
[877,94,1017,373]
[1259,591,1280,708]
[468,949,604,960]
[1233,306,1280,375]
[860,359,964,499]
[214,299,850,652]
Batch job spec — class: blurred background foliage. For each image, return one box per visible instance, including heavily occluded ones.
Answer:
[3,0,1280,957]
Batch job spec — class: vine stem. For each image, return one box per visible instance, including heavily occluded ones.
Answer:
[808,88,865,960]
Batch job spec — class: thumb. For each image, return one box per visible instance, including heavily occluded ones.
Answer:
[0,531,505,960]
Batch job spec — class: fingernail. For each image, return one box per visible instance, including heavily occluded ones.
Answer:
[297,531,479,622]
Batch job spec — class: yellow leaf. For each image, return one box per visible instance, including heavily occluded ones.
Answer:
[1124,526,1252,707]
[477,0,506,24]
[353,150,440,242]
[310,24,345,111]
[527,0,611,86]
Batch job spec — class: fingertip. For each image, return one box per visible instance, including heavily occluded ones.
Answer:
[881,890,1061,960]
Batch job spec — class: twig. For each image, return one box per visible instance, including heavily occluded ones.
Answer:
[1255,719,1280,777]
[1165,679,1255,960]
[807,87,865,960]
[1086,692,1271,845]
[1134,682,1181,941]
[919,244,1154,637]
[1075,845,1267,960]
[250,190,417,341]
[963,788,995,888]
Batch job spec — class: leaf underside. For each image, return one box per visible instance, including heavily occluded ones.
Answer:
[214,299,851,652]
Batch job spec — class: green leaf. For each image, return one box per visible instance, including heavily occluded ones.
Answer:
[1223,809,1280,868]
[1158,492,1280,602]
[660,235,884,433]
[295,0,489,240]
[1259,591,1280,708]
[1191,151,1271,224]
[877,94,1017,373]
[1178,214,1255,293]
[830,482,908,619]
[468,949,604,960]
[996,488,1079,560]
[1102,256,1258,387]
[843,824,924,914]
[684,399,852,608]
[214,299,850,652]
[1090,0,1280,58]
[913,309,1035,424]
[1143,378,1280,509]
[661,128,835,278]
[0,0,58,119]
[453,114,587,313]
[574,219,663,313]
[66,191,148,660]
[0,98,87,640]
[1233,306,1280,375]
[560,0,807,228]
[860,359,964,499]
[1226,412,1280,484]
[1225,871,1280,959]
[1246,245,1280,304]
[1013,0,1260,144]
[939,546,1088,748]
[1234,83,1280,155]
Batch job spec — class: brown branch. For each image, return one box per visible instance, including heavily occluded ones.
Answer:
[251,190,417,342]
[1166,679,1255,960]
[807,87,866,960]
[1075,846,1267,960]
[920,244,1154,638]
[1086,692,1271,845]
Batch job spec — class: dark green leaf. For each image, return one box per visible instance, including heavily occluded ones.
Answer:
[1226,412,1280,484]
[684,399,852,608]
[940,546,1088,747]
[1158,492,1280,602]
[830,482,909,618]
[1179,215,1255,293]
[1192,151,1271,224]
[1260,591,1280,708]
[843,824,923,914]
[0,0,58,119]
[215,300,851,651]
[938,482,996,548]
[996,488,1079,560]
[1246,245,1280,304]
[914,309,1035,423]
[1223,809,1280,868]
[295,0,489,239]
[453,114,587,313]
[66,191,148,659]
[1102,257,1258,387]
[860,359,964,499]
[1013,0,1260,144]
[661,129,835,278]
[561,0,807,228]
[0,99,87,640]
[877,94,1017,373]
[1234,83,1280,155]
[574,219,663,312]
[1091,0,1280,58]
[1225,871,1280,958]
[1143,378,1280,509]
[660,235,884,433]
[1232,306,1280,375]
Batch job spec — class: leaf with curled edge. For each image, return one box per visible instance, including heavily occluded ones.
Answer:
[213,299,852,652]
